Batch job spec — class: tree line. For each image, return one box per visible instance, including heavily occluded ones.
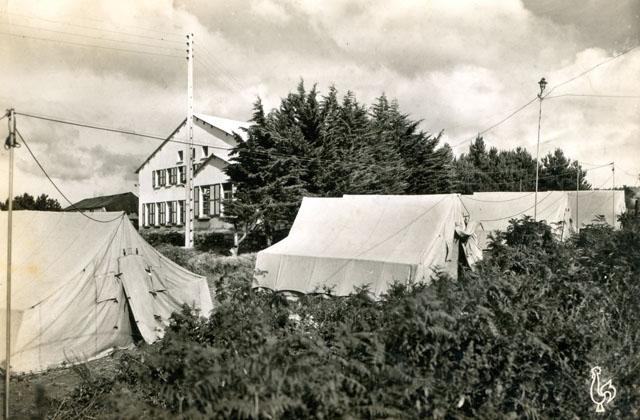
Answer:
[0,193,62,211]
[224,82,589,244]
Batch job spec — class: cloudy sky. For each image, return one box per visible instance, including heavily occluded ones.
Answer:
[0,0,638,203]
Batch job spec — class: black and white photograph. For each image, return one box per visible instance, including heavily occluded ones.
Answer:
[0,0,639,418]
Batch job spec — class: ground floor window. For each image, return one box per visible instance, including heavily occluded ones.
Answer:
[168,201,176,224]
[148,203,155,226]
[159,202,166,225]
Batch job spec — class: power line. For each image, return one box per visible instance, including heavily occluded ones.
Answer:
[0,20,184,52]
[450,96,538,148]
[0,30,183,59]
[544,44,639,96]
[16,110,238,150]
[197,41,247,90]
[15,128,124,223]
[546,93,640,99]
[0,12,184,44]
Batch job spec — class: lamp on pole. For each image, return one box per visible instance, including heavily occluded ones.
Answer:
[534,77,547,221]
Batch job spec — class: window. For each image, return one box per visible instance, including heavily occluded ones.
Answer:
[202,186,210,216]
[191,148,195,159]
[159,202,166,225]
[148,203,156,226]
[213,184,221,216]
[194,186,200,218]
[169,201,176,224]
[141,204,146,227]
[222,183,233,216]
[169,167,177,185]
[202,146,209,158]
[158,169,166,187]
[177,150,184,162]
[179,166,186,184]
[179,200,185,225]
[152,171,156,188]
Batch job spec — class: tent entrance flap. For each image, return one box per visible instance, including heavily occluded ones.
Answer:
[119,255,165,344]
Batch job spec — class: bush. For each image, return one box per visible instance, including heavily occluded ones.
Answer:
[53,216,640,419]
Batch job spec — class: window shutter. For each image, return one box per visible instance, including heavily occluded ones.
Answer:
[194,186,200,218]
[213,184,221,216]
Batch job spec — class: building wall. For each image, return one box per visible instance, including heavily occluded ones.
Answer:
[137,121,238,234]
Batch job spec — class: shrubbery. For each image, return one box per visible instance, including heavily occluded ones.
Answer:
[53,216,640,419]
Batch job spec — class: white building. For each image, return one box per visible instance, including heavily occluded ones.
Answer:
[135,113,250,233]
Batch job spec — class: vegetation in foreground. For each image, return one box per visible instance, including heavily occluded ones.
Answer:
[40,216,640,419]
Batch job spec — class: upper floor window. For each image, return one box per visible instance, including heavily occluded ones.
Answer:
[179,166,186,184]
[223,182,233,200]
[177,150,184,163]
[213,184,222,216]
[202,146,209,159]
[158,169,166,186]
[202,186,210,216]
[169,167,177,185]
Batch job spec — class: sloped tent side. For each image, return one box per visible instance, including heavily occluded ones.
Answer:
[254,195,469,297]
[0,211,133,373]
[0,211,212,374]
[117,218,213,342]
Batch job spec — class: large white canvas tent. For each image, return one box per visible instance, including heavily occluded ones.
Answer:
[254,194,476,296]
[460,190,626,250]
[0,211,212,373]
[567,190,626,229]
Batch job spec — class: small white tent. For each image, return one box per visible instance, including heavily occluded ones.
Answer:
[0,211,212,373]
[254,194,474,296]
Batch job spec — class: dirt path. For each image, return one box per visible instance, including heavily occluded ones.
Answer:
[5,352,120,419]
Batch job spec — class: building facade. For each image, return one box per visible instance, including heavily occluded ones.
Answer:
[135,113,249,233]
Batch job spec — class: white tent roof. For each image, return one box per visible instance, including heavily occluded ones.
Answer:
[0,211,212,373]
[254,194,467,296]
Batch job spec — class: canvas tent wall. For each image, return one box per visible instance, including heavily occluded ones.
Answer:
[459,190,626,250]
[0,211,212,373]
[254,194,473,297]
[567,190,625,229]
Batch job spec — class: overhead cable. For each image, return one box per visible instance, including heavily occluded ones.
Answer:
[16,129,124,223]
[0,30,183,58]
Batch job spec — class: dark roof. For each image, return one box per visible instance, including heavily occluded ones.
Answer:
[65,192,138,214]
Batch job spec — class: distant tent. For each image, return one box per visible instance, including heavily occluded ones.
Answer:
[0,211,212,373]
[566,190,626,229]
[460,190,626,250]
[254,194,479,296]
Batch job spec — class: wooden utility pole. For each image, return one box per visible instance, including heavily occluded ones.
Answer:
[576,163,580,232]
[612,162,615,225]
[534,77,547,221]
[185,33,195,248]
[4,108,16,420]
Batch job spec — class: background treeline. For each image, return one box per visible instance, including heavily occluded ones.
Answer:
[225,82,589,244]
[50,215,640,419]
[0,193,61,211]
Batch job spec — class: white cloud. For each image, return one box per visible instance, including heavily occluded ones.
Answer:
[0,0,637,204]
